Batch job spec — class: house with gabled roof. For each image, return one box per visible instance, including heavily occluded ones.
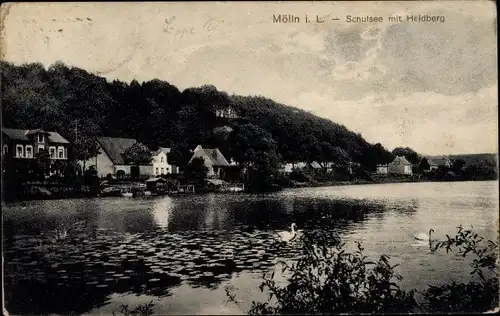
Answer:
[2,127,69,160]
[427,157,453,171]
[81,137,153,178]
[388,156,413,175]
[151,147,179,175]
[189,144,231,178]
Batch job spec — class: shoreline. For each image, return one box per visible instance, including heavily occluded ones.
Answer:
[3,178,497,202]
[282,177,497,189]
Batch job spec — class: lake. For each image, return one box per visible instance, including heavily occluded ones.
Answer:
[3,181,498,314]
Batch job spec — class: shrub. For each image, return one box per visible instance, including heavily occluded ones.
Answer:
[419,225,499,313]
[226,227,499,314]
[289,169,310,182]
[112,301,155,316]
[227,230,417,314]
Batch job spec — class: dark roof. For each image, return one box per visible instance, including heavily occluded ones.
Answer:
[2,128,69,144]
[427,159,438,166]
[203,148,230,166]
[25,129,46,135]
[97,137,138,165]
[48,132,70,143]
[190,145,230,167]
[428,158,451,166]
[310,161,322,169]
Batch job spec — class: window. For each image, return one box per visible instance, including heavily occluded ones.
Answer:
[38,133,44,143]
[2,145,8,155]
[25,145,33,158]
[161,156,164,163]
[16,145,24,158]
[58,147,64,159]
[49,146,56,159]
[156,168,159,174]
[38,145,45,152]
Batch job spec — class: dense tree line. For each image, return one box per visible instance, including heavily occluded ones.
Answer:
[1,61,396,174]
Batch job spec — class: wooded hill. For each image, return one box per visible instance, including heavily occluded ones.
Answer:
[0,60,397,170]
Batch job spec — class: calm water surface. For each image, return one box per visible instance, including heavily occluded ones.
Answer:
[3,181,498,314]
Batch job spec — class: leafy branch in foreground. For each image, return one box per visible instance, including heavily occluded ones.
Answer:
[420,225,499,313]
[227,230,417,314]
[111,301,155,316]
[226,227,499,314]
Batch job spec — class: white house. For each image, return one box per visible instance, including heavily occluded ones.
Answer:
[81,137,153,178]
[151,147,179,175]
[376,164,389,174]
[388,156,413,175]
[279,162,308,173]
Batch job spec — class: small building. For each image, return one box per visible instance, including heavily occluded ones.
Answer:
[279,162,308,173]
[189,145,231,178]
[215,107,239,119]
[2,127,69,160]
[151,147,179,176]
[388,156,413,175]
[306,161,323,174]
[81,137,153,178]
[205,178,230,192]
[427,158,453,171]
[376,164,389,174]
[145,177,168,195]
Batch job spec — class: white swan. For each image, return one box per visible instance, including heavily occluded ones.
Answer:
[277,223,297,243]
[414,228,434,242]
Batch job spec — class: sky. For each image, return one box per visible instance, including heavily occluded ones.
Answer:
[1,1,497,155]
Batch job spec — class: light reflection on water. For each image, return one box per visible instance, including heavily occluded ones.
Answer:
[3,181,498,314]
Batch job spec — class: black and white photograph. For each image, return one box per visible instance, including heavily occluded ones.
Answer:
[1,1,498,315]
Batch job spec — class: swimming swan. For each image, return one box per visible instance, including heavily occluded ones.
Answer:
[414,228,434,242]
[277,223,298,243]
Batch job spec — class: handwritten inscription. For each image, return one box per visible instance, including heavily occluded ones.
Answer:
[163,16,221,39]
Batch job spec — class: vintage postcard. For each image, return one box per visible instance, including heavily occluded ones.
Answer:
[1,1,498,315]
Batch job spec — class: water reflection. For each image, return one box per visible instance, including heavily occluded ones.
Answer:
[152,196,174,228]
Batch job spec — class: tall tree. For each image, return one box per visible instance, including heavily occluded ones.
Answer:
[419,157,431,172]
[229,123,278,167]
[392,147,420,164]
[167,144,192,171]
[185,157,209,188]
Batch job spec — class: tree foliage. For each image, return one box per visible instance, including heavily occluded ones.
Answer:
[226,227,499,314]
[2,61,497,183]
[229,123,278,166]
[185,157,209,187]
[1,61,397,172]
[392,147,420,165]
[121,142,152,165]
